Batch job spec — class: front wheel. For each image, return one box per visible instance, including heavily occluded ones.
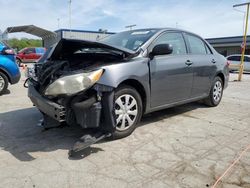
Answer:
[112,85,143,139]
[204,76,224,107]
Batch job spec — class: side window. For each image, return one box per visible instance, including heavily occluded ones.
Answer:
[153,32,187,55]
[36,48,45,54]
[244,56,250,62]
[25,48,35,54]
[228,56,240,61]
[227,56,234,61]
[186,34,207,55]
[236,56,241,61]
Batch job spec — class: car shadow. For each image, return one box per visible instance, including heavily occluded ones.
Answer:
[0,102,205,161]
[139,102,205,127]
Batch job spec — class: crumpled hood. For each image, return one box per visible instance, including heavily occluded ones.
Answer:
[48,39,139,60]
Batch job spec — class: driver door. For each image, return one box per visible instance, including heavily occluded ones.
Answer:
[149,32,194,108]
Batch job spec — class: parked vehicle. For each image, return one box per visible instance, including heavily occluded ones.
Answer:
[16,47,46,66]
[226,54,250,72]
[27,28,229,142]
[0,41,21,94]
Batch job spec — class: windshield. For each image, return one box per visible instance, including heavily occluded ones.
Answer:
[102,29,159,51]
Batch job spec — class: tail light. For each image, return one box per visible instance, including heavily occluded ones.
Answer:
[3,48,15,55]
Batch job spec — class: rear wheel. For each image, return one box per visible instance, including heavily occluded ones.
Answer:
[16,59,22,67]
[112,86,143,139]
[0,72,8,95]
[204,76,223,107]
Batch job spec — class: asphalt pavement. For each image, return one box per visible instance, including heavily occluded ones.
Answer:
[0,70,249,188]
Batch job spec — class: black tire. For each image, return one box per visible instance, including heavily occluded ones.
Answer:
[112,85,143,139]
[204,76,223,107]
[0,72,8,95]
[16,58,22,67]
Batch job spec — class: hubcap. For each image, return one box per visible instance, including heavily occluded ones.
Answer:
[0,75,5,91]
[213,81,222,103]
[115,94,138,131]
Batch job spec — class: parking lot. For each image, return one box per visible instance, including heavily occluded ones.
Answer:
[0,70,249,188]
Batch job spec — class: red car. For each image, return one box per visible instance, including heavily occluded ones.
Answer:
[16,47,46,66]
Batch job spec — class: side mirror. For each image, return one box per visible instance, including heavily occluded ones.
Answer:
[150,44,173,57]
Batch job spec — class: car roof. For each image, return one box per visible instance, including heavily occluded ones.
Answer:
[129,27,203,37]
[227,54,250,57]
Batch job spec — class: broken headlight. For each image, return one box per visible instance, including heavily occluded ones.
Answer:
[44,69,103,96]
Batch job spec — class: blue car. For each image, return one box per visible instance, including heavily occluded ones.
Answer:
[0,41,21,94]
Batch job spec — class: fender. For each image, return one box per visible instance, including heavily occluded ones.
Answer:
[97,58,151,113]
[0,67,11,83]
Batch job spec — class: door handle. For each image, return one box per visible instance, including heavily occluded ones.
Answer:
[211,59,216,64]
[185,60,193,66]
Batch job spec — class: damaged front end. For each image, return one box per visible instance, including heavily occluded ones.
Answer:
[27,39,137,155]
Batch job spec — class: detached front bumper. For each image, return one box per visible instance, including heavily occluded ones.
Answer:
[28,82,103,129]
[28,82,66,122]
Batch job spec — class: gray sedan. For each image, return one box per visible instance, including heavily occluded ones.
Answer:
[27,28,229,152]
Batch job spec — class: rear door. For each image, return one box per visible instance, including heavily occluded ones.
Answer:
[184,33,217,98]
[149,31,194,107]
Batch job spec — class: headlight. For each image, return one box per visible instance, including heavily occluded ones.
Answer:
[45,69,103,96]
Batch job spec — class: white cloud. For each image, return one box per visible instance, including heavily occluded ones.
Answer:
[0,0,249,38]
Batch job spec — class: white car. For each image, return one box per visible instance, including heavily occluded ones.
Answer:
[226,54,250,72]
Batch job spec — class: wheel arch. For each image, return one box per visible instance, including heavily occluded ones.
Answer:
[215,72,225,87]
[117,79,147,113]
[16,57,22,61]
[0,68,11,83]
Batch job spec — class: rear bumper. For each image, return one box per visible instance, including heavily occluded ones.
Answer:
[10,71,21,84]
[28,83,66,122]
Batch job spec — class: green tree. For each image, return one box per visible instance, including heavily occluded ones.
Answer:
[8,38,42,51]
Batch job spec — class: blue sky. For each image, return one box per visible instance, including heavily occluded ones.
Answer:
[0,0,249,38]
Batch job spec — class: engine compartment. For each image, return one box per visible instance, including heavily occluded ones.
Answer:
[34,52,125,93]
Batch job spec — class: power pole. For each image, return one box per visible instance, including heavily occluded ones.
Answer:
[125,24,136,30]
[57,18,60,29]
[69,0,72,31]
[233,2,250,81]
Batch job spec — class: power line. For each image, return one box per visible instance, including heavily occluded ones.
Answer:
[69,0,72,31]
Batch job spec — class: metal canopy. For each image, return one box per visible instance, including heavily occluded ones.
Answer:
[5,25,57,39]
